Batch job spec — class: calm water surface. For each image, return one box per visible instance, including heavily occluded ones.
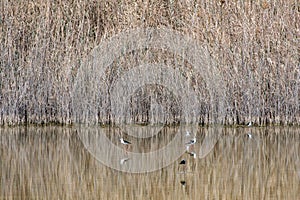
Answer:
[0,126,299,199]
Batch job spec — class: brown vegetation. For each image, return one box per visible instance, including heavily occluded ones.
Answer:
[0,0,299,125]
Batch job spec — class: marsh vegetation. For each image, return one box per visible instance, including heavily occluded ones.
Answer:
[1,0,299,125]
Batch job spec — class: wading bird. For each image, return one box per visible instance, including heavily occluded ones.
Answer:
[247,133,253,139]
[120,137,131,152]
[179,159,186,165]
[187,151,197,159]
[186,137,196,145]
[120,158,130,165]
[180,181,186,186]
[120,138,131,145]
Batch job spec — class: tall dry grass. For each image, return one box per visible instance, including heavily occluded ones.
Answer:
[0,0,299,125]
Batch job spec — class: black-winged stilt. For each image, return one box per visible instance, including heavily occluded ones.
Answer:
[187,151,197,158]
[186,137,196,145]
[120,158,130,165]
[120,138,131,145]
[120,137,131,152]
[179,159,186,165]
[180,181,186,186]
[247,133,253,139]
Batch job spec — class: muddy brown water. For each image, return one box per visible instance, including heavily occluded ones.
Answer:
[0,126,299,199]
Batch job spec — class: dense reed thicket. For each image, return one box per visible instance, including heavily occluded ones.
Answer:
[0,0,299,125]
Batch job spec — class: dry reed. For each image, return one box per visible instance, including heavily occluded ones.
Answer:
[0,0,299,125]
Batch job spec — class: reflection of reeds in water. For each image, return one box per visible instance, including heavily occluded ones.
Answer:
[0,126,299,199]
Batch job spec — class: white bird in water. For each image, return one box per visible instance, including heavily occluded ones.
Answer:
[186,137,196,145]
[187,151,197,159]
[120,158,130,165]
[247,133,253,139]
[247,121,253,127]
[120,137,131,145]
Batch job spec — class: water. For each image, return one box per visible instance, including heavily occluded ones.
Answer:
[0,126,299,199]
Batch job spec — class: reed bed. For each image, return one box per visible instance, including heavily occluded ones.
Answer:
[1,0,299,125]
